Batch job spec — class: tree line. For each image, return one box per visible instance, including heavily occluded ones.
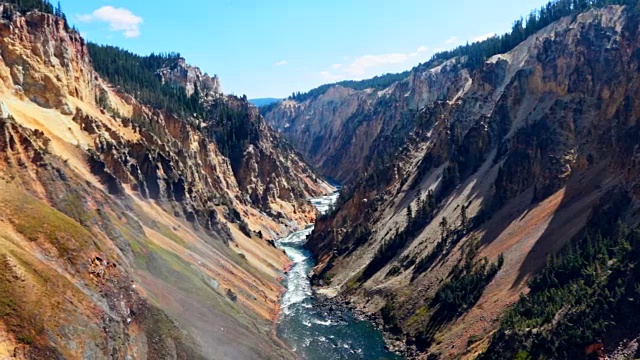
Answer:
[360,190,437,281]
[0,0,204,118]
[286,71,411,103]
[2,0,53,14]
[481,192,640,359]
[431,0,640,69]
[204,98,260,175]
[1,0,70,30]
[87,44,205,117]
[281,0,639,105]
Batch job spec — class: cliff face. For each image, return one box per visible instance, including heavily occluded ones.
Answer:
[302,5,640,359]
[0,6,329,360]
[0,6,95,112]
[264,56,469,183]
[156,57,221,98]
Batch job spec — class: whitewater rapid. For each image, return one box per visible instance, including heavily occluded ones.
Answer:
[275,192,401,359]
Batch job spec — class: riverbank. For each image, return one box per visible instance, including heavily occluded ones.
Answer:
[313,291,417,358]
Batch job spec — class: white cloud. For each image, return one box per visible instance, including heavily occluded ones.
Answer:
[346,54,407,76]
[78,6,143,38]
[319,46,430,81]
[275,60,288,66]
[472,32,496,43]
[444,36,459,45]
[320,71,346,82]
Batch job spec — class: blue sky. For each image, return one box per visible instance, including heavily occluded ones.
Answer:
[65,0,550,98]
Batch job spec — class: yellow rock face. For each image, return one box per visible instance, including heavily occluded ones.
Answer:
[0,6,331,360]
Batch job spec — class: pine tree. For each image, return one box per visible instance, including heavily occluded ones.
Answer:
[460,204,468,230]
[440,217,449,241]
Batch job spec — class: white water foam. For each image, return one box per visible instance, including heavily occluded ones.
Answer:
[277,193,339,310]
[313,318,334,326]
[274,190,401,359]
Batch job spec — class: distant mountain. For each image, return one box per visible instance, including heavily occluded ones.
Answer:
[249,97,282,107]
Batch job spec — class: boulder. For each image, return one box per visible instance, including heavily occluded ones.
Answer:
[60,103,74,115]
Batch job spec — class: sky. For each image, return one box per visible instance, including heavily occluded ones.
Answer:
[64,0,551,99]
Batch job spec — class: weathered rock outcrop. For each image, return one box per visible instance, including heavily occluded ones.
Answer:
[298,5,640,359]
[156,56,221,98]
[0,5,96,110]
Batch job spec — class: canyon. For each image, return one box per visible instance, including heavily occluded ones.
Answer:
[3,0,640,359]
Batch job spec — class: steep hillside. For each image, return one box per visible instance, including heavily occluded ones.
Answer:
[303,4,640,359]
[0,3,330,359]
[264,0,640,187]
[264,70,455,183]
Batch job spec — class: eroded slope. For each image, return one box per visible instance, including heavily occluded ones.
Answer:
[308,5,640,359]
[0,5,330,359]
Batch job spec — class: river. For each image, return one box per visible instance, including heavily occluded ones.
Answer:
[276,193,402,360]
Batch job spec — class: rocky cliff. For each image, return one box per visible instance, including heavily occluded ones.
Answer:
[0,4,330,359]
[264,55,468,184]
[156,57,221,98]
[292,4,640,359]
